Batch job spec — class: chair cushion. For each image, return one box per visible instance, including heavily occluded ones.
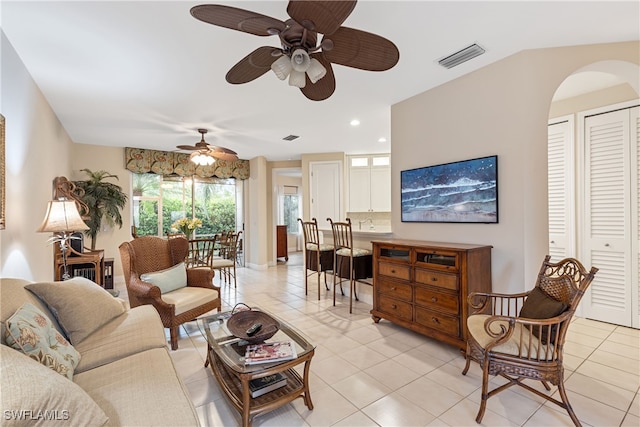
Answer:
[161,287,220,316]
[211,259,234,268]
[4,302,81,380]
[519,287,568,342]
[140,262,187,294]
[306,243,334,252]
[26,277,125,345]
[336,247,372,257]
[467,314,556,360]
[1,345,109,426]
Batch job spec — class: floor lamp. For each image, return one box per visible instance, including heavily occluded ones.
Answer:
[37,199,89,280]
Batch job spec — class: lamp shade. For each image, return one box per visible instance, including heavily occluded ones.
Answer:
[290,49,311,72]
[271,55,292,80]
[306,58,326,84]
[37,200,89,233]
[288,69,306,88]
[190,151,215,166]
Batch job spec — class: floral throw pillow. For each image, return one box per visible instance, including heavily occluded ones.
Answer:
[4,302,81,380]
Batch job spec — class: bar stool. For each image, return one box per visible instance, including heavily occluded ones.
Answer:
[298,218,334,300]
[327,218,373,313]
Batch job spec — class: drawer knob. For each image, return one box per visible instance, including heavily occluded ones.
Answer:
[432,317,440,324]
[431,277,438,282]
[391,286,396,291]
[391,269,396,273]
[391,304,397,309]
[431,297,437,303]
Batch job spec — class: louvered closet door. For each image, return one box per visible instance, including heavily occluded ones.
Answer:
[548,119,572,261]
[583,108,633,326]
[633,106,640,328]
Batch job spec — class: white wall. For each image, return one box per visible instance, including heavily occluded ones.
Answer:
[0,32,73,281]
[391,41,639,294]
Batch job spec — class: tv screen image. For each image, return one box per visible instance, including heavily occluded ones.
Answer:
[401,155,498,223]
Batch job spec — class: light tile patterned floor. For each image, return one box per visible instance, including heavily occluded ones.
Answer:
[115,253,639,426]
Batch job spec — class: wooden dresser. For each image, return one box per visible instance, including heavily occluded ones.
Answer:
[276,225,288,261]
[370,239,492,350]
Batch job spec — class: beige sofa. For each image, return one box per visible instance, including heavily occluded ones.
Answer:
[0,277,200,426]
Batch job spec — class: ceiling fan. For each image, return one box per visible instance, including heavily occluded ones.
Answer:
[190,1,400,101]
[176,129,238,164]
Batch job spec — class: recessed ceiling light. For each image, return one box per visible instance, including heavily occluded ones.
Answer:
[378,137,387,143]
[350,119,360,126]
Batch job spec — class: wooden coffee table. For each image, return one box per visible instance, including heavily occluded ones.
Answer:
[199,309,315,427]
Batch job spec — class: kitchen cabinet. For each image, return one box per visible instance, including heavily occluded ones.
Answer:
[348,155,390,212]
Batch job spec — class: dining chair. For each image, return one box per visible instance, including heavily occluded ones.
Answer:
[211,231,242,287]
[187,237,216,269]
[298,218,334,300]
[463,255,598,426]
[327,218,373,313]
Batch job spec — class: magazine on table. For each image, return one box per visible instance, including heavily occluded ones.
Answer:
[244,340,297,365]
[249,373,287,398]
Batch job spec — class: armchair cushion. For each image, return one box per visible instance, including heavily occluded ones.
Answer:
[161,287,220,316]
[26,277,125,345]
[5,302,81,380]
[140,262,187,294]
[519,287,568,342]
[467,314,555,360]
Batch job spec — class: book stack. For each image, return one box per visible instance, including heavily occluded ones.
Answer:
[244,341,297,365]
[248,373,287,398]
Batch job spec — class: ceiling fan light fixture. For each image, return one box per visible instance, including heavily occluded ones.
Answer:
[290,48,311,72]
[288,69,306,88]
[306,58,326,84]
[190,151,215,166]
[271,54,292,80]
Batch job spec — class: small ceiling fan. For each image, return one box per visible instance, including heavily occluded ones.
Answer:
[176,129,238,164]
[190,1,400,101]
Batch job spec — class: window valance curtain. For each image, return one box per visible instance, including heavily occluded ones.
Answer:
[125,147,250,180]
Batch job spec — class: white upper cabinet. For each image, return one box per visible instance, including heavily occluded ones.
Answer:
[348,154,391,212]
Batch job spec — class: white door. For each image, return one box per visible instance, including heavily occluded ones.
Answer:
[309,161,342,230]
[548,117,574,262]
[582,107,637,327]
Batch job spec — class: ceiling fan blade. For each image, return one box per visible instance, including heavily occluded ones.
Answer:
[287,1,356,35]
[209,150,239,161]
[190,4,286,36]
[301,53,335,101]
[209,145,238,155]
[176,145,200,151]
[226,46,281,84]
[324,27,399,71]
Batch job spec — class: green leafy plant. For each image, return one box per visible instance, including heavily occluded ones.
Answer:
[74,169,128,250]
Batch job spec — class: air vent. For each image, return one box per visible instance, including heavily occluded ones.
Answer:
[282,135,300,141]
[438,43,485,69]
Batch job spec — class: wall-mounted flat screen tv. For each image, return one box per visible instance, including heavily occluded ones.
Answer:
[401,155,498,223]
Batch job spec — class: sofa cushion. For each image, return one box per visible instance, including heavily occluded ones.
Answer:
[73,347,199,426]
[74,305,168,373]
[1,344,109,426]
[4,303,81,380]
[161,286,220,316]
[140,262,187,294]
[26,277,125,345]
[0,278,65,346]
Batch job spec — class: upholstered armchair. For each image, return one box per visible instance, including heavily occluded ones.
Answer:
[119,236,221,350]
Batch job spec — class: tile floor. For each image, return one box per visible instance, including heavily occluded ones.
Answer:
[114,252,639,426]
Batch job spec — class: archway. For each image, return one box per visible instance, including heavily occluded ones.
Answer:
[547,60,639,327]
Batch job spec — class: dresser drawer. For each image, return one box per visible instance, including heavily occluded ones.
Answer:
[378,262,411,281]
[415,307,459,337]
[377,278,412,302]
[414,269,458,291]
[378,295,412,322]
[414,287,459,315]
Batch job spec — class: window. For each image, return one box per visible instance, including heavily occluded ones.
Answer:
[131,173,240,237]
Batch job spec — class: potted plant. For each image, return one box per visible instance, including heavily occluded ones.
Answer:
[74,169,128,250]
